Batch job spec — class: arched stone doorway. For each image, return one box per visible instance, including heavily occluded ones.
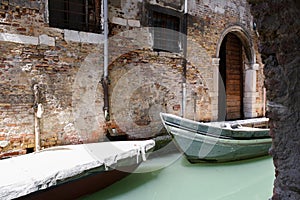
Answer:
[219,33,244,120]
[214,25,259,121]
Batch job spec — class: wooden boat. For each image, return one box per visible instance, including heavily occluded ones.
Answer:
[160,113,271,163]
[160,113,269,139]
[0,140,155,200]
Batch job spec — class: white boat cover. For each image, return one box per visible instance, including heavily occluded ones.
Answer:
[0,140,155,200]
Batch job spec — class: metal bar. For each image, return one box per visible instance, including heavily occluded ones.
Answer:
[181,1,188,118]
[85,0,89,30]
[103,0,109,120]
[103,0,108,78]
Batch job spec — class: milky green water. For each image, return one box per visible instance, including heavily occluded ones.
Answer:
[82,147,274,200]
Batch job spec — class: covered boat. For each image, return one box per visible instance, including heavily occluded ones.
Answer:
[0,140,155,200]
[160,113,271,163]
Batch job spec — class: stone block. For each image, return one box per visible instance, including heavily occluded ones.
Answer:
[79,32,105,44]
[64,29,80,43]
[128,19,140,27]
[214,6,225,14]
[0,33,38,45]
[212,58,220,65]
[39,34,55,46]
[111,17,127,26]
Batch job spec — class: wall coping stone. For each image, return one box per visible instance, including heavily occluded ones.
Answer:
[0,31,105,45]
[0,33,38,45]
[39,34,55,46]
[64,29,105,44]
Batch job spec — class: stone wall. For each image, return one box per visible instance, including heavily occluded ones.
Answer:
[0,0,265,155]
[187,0,265,119]
[106,0,265,138]
[0,0,106,157]
[247,0,300,199]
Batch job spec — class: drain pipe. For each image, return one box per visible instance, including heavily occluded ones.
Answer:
[181,0,188,118]
[263,87,266,116]
[33,84,43,152]
[102,0,109,121]
[184,0,188,14]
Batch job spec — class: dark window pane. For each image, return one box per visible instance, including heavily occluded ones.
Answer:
[49,0,101,33]
[152,11,180,53]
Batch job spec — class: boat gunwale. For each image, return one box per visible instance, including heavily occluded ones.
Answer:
[160,113,270,140]
[169,125,272,146]
[161,113,269,132]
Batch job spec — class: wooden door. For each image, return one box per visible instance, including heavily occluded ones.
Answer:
[219,33,244,120]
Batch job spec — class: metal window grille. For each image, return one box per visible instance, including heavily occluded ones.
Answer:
[152,11,180,53]
[48,0,101,33]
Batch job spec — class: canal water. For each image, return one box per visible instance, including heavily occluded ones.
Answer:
[81,143,274,200]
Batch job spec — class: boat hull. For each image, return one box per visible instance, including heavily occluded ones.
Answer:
[16,163,138,200]
[160,113,271,163]
[169,125,271,163]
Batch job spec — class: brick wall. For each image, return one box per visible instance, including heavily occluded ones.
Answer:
[0,0,265,155]
[104,0,264,137]
[0,0,106,157]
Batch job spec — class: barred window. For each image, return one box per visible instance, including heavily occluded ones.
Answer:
[48,0,102,33]
[151,11,181,53]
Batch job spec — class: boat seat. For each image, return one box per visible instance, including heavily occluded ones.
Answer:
[230,124,242,129]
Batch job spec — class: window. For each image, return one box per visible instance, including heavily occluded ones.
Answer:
[48,0,101,33]
[152,11,181,53]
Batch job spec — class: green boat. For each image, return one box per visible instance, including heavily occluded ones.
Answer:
[160,113,270,139]
[160,113,272,163]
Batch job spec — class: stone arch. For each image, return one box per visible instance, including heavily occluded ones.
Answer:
[214,24,259,120]
[216,24,255,64]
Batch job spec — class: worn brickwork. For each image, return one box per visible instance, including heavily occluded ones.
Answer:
[0,0,106,157]
[106,0,265,137]
[107,48,210,138]
[0,0,265,154]
[187,0,265,118]
[247,0,300,199]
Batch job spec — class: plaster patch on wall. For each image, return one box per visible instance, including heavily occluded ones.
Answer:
[202,0,247,15]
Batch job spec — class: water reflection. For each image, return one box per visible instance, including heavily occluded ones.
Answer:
[81,143,274,200]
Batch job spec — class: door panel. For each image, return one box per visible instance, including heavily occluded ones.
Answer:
[219,33,244,120]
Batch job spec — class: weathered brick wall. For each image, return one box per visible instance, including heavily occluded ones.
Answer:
[107,48,210,138]
[247,0,300,199]
[105,0,265,137]
[187,0,265,118]
[0,0,106,157]
[0,0,266,154]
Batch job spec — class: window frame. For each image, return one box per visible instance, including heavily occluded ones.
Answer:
[47,0,102,33]
[146,4,186,53]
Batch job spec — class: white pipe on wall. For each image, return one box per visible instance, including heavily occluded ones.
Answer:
[263,87,266,116]
[33,84,41,152]
[102,0,109,120]
[103,0,108,78]
[182,83,186,118]
[181,0,188,118]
